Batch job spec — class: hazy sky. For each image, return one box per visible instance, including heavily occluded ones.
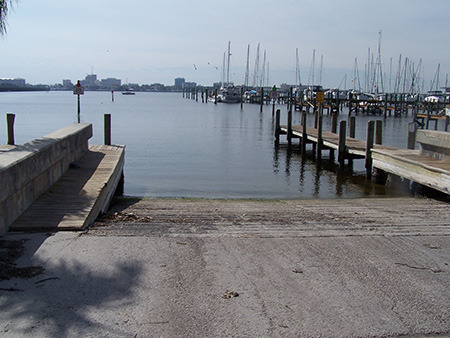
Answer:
[1,0,449,90]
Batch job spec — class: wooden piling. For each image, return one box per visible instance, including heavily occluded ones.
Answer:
[241,87,244,109]
[260,87,264,112]
[330,113,338,159]
[275,109,281,143]
[331,114,338,134]
[338,120,347,167]
[349,116,356,138]
[348,92,353,117]
[301,112,307,154]
[7,113,15,145]
[407,122,416,149]
[312,111,318,154]
[375,120,382,145]
[287,109,292,147]
[104,114,111,145]
[272,97,275,116]
[317,111,323,159]
[365,120,375,178]
[289,87,294,113]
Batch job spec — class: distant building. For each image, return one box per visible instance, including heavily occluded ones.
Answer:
[80,74,98,87]
[149,83,164,91]
[184,82,196,89]
[101,78,121,89]
[280,83,297,91]
[62,79,73,89]
[0,78,26,87]
[174,77,185,88]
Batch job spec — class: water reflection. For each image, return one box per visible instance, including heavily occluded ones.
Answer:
[272,142,412,199]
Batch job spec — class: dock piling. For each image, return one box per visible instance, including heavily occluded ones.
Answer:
[260,87,264,112]
[338,120,347,167]
[349,116,356,138]
[104,113,111,145]
[7,113,15,145]
[317,108,323,159]
[287,109,292,147]
[407,122,416,149]
[365,121,375,178]
[331,114,338,134]
[275,109,281,144]
[375,120,383,145]
[301,112,307,154]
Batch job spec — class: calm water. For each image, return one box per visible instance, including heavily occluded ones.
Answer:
[0,91,425,198]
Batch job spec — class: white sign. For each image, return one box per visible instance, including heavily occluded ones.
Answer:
[270,90,279,99]
[73,85,85,95]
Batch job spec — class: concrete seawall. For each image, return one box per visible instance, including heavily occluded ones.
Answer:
[0,124,92,234]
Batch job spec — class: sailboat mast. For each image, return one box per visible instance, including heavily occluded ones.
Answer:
[253,43,260,88]
[226,41,231,85]
[319,55,323,86]
[312,50,315,87]
[222,52,226,87]
[436,64,440,92]
[376,30,384,93]
[260,50,266,88]
[296,48,301,88]
[245,44,250,89]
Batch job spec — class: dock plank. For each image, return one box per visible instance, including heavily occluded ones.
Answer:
[10,145,125,231]
[281,124,367,156]
[372,147,450,194]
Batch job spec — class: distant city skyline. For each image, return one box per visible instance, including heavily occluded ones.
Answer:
[1,1,449,91]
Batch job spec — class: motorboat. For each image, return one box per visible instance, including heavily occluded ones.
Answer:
[122,88,136,95]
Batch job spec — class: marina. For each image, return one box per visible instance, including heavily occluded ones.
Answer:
[1,90,450,202]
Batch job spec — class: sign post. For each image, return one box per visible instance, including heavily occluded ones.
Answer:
[270,85,279,115]
[73,81,85,123]
[316,91,324,116]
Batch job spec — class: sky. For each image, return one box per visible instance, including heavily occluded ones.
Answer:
[1,0,450,91]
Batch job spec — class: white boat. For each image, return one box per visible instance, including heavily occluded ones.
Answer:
[122,88,136,95]
[219,85,241,103]
[424,91,444,103]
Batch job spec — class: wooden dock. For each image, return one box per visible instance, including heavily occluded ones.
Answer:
[275,110,450,195]
[372,147,450,195]
[10,144,125,231]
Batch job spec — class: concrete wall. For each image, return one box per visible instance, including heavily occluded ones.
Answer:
[0,124,92,234]
[416,130,450,160]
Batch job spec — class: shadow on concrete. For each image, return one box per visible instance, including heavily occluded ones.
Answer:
[0,234,143,337]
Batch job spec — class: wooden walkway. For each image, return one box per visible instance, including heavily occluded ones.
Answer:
[277,118,450,195]
[280,124,397,157]
[286,125,368,156]
[10,145,125,231]
[372,147,450,195]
